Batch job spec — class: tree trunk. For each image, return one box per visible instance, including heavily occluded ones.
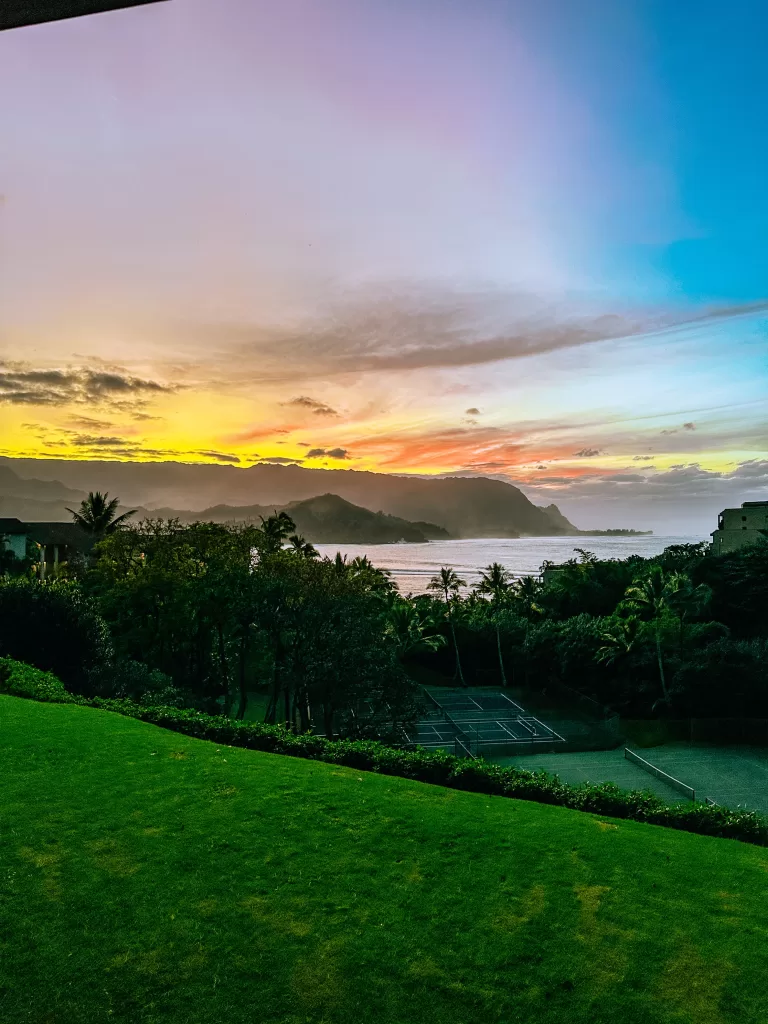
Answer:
[449,613,466,687]
[283,677,292,730]
[495,622,508,687]
[298,695,310,733]
[264,662,280,724]
[323,703,334,740]
[655,623,669,702]
[236,634,248,720]
[217,622,231,713]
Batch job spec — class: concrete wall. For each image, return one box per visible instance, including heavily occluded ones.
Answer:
[711,502,768,555]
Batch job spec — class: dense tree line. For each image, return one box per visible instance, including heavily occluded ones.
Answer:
[0,511,416,739]
[408,542,768,718]
[2,496,767,727]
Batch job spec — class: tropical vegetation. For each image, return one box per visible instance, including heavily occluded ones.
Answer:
[3,504,768,728]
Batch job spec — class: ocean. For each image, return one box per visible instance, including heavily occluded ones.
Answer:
[313,535,706,595]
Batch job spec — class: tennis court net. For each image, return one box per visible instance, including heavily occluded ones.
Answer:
[624,747,695,801]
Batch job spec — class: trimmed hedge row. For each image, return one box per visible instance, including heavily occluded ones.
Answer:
[81,699,768,848]
[0,657,72,703]
[2,658,767,847]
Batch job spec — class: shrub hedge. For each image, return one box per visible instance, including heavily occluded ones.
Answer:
[2,658,766,847]
[0,657,74,703]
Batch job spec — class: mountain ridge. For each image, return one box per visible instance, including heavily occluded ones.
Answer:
[0,458,580,537]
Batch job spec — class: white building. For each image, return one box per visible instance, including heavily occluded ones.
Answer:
[0,518,29,560]
[710,501,768,555]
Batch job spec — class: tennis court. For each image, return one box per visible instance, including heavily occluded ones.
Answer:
[404,688,565,756]
[428,691,528,715]
[491,743,768,813]
[628,743,768,813]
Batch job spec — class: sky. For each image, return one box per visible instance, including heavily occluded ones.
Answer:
[0,0,766,532]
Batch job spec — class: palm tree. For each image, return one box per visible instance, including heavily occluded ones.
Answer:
[664,572,711,659]
[513,575,543,687]
[596,615,641,667]
[288,534,319,559]
[386,597,447,660]
[428,566,467,686]
[67,491,136,538]
[621,566,679,706]
[476,562,514,686]
[348,555,395,595]
[259,511,296,554]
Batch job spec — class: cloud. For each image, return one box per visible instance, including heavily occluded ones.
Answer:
[518,460,768,507]
[465,407,481,415]
[573,448,603,458]
[67,416,115,430]
[633,455,654,461]
[186,287,767,383]
[0,364,175,408]
[254,456,304,465]
[282,396,338,417]
[192,451,241,464]
[305,447,351,460]
[662,422,696,436]
[71,435,134,447]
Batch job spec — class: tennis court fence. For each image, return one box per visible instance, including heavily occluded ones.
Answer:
[406,688,566,757]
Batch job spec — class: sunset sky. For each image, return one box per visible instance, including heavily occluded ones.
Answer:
[0,0,766,530]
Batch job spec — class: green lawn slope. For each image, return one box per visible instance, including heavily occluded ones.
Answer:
[2,696,767,1024]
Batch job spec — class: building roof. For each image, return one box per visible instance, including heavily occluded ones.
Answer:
[0,517,28,535]
[0,1,168,32]
[25,522,97,550]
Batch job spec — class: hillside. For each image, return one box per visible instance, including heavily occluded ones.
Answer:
[0,479,449,544]
[174,494,451,542]
[2,695,767,1024]
[282,493,450,542]
[0,458,579,537]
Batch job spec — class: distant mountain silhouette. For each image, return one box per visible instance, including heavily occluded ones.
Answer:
[537,503,578,533]
[0,458,580,537]
[159,494,450,543]
[283,494,449,543]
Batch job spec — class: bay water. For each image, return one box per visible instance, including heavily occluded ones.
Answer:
[314,535,706,595]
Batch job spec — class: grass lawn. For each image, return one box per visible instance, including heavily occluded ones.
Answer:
[2,696,768,1024]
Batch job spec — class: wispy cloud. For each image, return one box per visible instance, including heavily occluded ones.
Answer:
[661,421,697,435]
[516,460,768,515]
[193,450,241,464]
[254,456,304,466]
[305,447,351,460]
[70,435,134,448]
[0,364,175,408]
[183,287,767,384]
[282,396,338,416]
